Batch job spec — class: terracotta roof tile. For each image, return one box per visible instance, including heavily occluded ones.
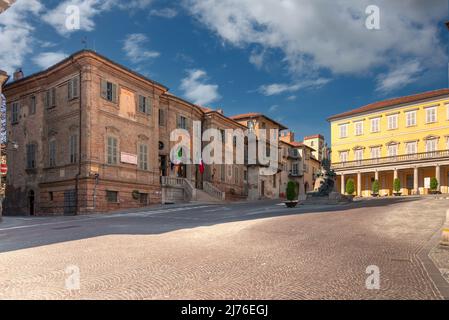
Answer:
[327,89,449,121]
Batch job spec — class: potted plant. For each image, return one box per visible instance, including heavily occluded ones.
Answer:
[393,178,402,196]
[345,178,355,200]
[371,180,380,197]
[285,181,298,208]
[429,177,440,194]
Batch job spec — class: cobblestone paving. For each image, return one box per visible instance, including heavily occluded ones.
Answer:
[0,198,447,299]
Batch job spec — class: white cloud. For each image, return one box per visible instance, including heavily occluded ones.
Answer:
[123,33,160,63]
[32,52,69,69]
[43,0,154,36]
[259,78,330,96]
[150,8,178,18]
[0,0,43,74]
[185,0,447,90]
[286,95,296,101]
[249,49,265,69]
[375,60,424,93]
[180,69,221,105]
[268,105,278,113]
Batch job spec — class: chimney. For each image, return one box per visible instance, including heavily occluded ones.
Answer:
[13,68,23,81]
[216,108,224,115]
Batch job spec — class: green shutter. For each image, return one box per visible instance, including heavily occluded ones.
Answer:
[51,88,56,106]
[145,96,152,115]
[68,79,73,100]
[44,91,49,108]
[73,77,79,98]
[112,83,117,103]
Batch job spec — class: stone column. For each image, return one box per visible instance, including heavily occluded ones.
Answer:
[375,170,379,181]
[357,172,362,197]
[436,165,441,192]
[340,173,345,195]
[393,169,398,180]
[413,167,419,195]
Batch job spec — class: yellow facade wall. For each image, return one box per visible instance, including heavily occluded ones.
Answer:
[330,98,449,164]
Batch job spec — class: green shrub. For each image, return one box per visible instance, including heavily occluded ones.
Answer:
[393,178,401,193]
[430,177,439,191]
[372,180,380,195]
[345,178,355,195]
[286,181,297,201]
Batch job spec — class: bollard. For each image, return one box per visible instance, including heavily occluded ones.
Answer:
[441,209,449,246]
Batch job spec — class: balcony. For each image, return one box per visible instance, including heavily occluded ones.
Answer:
[332,150,449,171]
[289,170,303,177]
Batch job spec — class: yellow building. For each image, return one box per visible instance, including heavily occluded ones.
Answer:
[328,89,449,197]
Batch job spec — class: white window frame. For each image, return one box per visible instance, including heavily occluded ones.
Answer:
[371,147,381,159]
[405,111,417,127]
[426,138,438,152]
[354,121,363,136]
[339,124,348,138]
[426,107,437,124]
[406,141,417,155]
[387,144,398,157]
[354,149,363,161]
[339,151,348,163]
[387,114,398,130]
[370,117,380,133]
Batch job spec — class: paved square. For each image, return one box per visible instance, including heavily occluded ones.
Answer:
[0,197,447,299]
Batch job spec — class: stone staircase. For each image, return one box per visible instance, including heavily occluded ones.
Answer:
[161,177,225,204]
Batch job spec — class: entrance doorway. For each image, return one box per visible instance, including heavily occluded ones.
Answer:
[406,174,413,192]
[28,190,35,216]
[159,155,167,177]
[64,190,77,216]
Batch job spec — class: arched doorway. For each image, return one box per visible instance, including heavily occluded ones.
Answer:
[28,190,35,216]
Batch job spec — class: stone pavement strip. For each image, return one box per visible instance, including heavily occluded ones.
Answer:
[0,197,448,299]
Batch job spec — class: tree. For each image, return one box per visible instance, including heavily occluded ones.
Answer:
[345,178,355,195]
[430,177,439,191]
[372,180,380,195]
[286,181,297,201]
[393,178,401,193]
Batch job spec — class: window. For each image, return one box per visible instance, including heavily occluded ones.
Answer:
[106,190,118,203]
[371,117,380,133]
[310,141,315,147]
[260,122,266,129]
[49,140,56,167]
[100,80,117,103]
[339,151,348,163]
[139,144,148,170]
[69,135,78,164]
[426,107,437,124]
[234,167,239,184]
[387,144,398,157]
[387,114,398,130]
[355,149,363,161]
[68,77,79,100]
[158,109,165,126]
[354,121,363,136]
[177,115,188,129]
[49,192,54,201]
[140,193,148,205]
[371,147,381,159]
[30,96,36,115]
[243,169,248,181]
[138,95,152,114]
[44,88,56,108]
[292,163,299,175]
[406,141,417,155]
[406,111,417,127]
[11,102,19,124]
[272,175,276,188]
[426,139,437,152]
[220,129,225,143]
[221,164,225,181]
[339,124,348,138]
[107,137,118,165]
[26,143,37,169]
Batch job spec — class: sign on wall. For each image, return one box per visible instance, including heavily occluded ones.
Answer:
[121,152,137,165]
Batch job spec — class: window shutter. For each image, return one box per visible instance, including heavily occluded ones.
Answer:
[176,115,180,128]
[139,95,144,113]
[101,80,107,99]
[73,77,79,98]
[112,83,117,103]
[44,91,49,108]
[68,79,73,100]
[145,96,152,115]
[51,88,56,106]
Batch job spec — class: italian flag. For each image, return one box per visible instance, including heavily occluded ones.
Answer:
[199,158,205,174]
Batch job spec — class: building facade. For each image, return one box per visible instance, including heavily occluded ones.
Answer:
[329,89,449,197]
[3,51,294,215]
[303,134,325,162]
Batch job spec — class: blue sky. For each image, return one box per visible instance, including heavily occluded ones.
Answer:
[1,0,448,142]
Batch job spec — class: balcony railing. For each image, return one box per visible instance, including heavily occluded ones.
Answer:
[332,149,449,170]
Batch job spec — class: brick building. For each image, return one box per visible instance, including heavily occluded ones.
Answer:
[4,50,292,216]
